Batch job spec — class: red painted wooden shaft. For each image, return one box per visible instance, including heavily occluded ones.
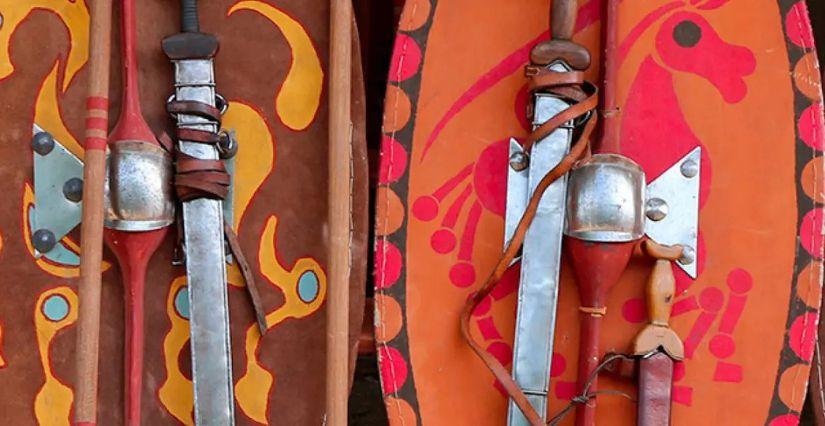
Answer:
[104,0,166,423]
[115,0,152,141]
[575,314,601,426]
[565,238,635,426]
[104,228,167,425]
[599,0,621,153]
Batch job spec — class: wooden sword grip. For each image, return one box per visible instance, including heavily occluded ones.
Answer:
[551,0,577,40]
[531,0,591,69]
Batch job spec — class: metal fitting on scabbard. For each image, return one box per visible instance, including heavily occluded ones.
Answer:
[565,154,646,242]
[104,140,175,231]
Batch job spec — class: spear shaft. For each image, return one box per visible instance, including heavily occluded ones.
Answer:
[326,0,353,423]
[74,0,113,422]
[104,0,173,423]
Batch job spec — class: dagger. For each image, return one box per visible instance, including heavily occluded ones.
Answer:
[633,240,685,426]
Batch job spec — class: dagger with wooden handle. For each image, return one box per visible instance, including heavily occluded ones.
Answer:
[633,240,684,426]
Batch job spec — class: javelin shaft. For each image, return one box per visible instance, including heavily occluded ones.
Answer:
[326,0,353,424]
[74,0,113,422]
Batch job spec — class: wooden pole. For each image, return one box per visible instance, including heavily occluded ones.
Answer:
[105,0,171,423]
[74,0,113,423]
[599,0,621,153]
[326,0,353,424]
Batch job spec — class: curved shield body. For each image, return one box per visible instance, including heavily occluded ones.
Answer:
[375,0,824,424]
[0,0,367,424]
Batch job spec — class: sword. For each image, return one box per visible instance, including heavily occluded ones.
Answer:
[504,1,590,424]
[162,2,235,423]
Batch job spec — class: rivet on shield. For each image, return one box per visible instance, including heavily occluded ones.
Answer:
[680,159,699,178]
[32,229,57,253]
[509,151,529,171]
[63,178,84,203]
[32,132,55,156]
[679,245,696,266]
[645,197,668,222]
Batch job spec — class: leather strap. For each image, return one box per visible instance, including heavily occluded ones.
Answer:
[178,127,222,144]
[460,66,598,426]
[167,100,222,122]
[225,223,268,333]
[174,153,231,201]
[637,352,674,426]
[167,98,269,335]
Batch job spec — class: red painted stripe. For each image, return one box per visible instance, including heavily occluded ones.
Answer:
[85,117,108,131]
[86,96,108,110]
[85,137,107,151]
[74,422,96,426]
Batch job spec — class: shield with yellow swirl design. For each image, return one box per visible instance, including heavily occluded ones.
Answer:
[0,0,368,424]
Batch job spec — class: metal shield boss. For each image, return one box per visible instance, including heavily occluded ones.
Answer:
[565,154,646,242]
[104,140,175,231]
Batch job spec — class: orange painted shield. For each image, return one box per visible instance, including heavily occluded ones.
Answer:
[375,0,825,424]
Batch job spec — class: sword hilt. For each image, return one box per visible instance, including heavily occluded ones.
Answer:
[531,0,590,69]
[180,0,199,33]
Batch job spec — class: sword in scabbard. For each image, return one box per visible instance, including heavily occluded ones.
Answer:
[504,1,591,424]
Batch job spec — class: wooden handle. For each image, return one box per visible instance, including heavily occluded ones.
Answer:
[633,240,685,360]
[74,0,113,423]
[326,1,353,424]
[551,0,577,40]
[646,259,676,326]
[530,0,591,69]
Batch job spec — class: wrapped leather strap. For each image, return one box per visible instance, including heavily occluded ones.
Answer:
[459,66,598,426]
[167,99,222,122]
[174,153,231,201]
[178,127,222,144]
[168,99,269,335]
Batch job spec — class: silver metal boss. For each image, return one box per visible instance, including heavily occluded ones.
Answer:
[104,140,175,231]
[564,154,646,242]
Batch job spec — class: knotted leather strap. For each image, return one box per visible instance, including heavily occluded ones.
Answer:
[459,67,598,426]
[168,99,269,335]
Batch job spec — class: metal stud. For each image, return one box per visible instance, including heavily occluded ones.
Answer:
[509,151,529,172]
[32,132,55,156]
[680,159,699,178]
[32,229,57,253]
[63,178,84,203]
[645,197,669,222]
[679,245,696,265]
[217,130,238,159]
